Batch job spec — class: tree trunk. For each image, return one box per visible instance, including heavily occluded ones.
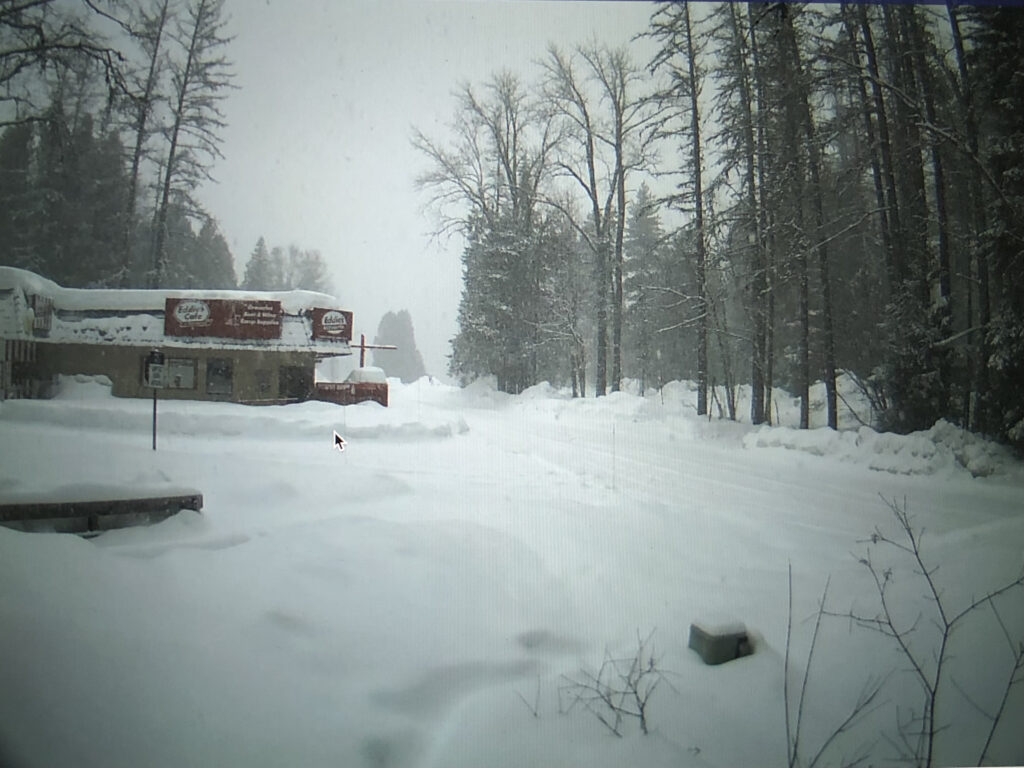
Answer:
[886,5,930,310]
[151,0,206,289]
[947,3,990,430]
[748,4,774,424]
[729,3,766,425]
[843,6,892,300]
[119,0,169,288]
[612,133,626,393]
[784,7,837,429]
[684,5,708,417]
[858,5,905,289]
[595,241,608,397]
[905,5,952,416]
[776,6,810,429]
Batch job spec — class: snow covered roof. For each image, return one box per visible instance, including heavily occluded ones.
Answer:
[0,266,336,314]
[0,266,352,355]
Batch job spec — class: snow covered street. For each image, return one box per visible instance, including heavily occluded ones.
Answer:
[2,376,1022,767]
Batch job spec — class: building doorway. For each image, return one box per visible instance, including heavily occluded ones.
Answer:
[279,366,312,401]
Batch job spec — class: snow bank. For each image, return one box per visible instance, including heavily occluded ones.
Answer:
[519,381,572,401]
[2,376,471,448]
[456,376,511,408]
[15,375,1009,480]
[52,373,114,400]
[744,419,1012,477]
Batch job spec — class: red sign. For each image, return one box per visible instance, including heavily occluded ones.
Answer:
[164,298,283,339]
[311,308,353,342]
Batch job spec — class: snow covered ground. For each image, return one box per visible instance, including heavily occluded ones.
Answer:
[1,375,1022,768]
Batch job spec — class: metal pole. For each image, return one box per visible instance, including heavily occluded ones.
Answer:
[152,387,157,451]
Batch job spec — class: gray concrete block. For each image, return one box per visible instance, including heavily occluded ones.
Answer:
[688,620,753,665]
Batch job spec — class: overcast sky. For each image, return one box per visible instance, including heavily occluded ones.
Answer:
[196,0,657,378]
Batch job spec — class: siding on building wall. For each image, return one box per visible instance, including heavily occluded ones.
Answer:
[33,344,317,403]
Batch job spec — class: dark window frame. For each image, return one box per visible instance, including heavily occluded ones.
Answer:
[206,357,233,396]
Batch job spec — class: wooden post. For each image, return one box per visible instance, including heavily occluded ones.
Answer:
[350,333,396,369]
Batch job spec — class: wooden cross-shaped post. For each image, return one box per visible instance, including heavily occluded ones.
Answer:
[351,333,397,368]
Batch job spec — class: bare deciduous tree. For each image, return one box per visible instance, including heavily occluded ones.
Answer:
[150,0,232,288]
[542,43,665,396]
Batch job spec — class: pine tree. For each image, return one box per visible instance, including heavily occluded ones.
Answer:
[449,214,538,393]
[623,184,664,393]
[0,123,37,271]
[967,6,1024,444]
[190,217,236,288]
[373,310,427,382]
[242,237,274,290]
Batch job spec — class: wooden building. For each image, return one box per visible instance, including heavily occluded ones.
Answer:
[0,267,355,404]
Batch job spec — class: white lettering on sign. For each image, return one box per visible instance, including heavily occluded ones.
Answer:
[320,310,349,335]
[234,302,279,326]
[173,300,211,325]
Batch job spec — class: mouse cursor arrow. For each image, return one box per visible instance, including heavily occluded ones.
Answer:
[333,430,347,452]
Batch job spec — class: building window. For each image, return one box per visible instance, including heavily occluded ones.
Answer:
[206,358,233,396]
[167,358,196,390]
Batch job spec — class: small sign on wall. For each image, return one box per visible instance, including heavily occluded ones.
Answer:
[144,350,166,389]
[166,358,196,389]
[311,308,354,341]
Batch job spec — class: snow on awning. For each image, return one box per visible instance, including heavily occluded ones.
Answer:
[0,266,353,355]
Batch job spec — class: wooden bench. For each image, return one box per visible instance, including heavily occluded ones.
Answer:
[0,491,203,536]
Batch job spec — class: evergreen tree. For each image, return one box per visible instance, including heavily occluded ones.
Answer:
[269,246,288,290]
[187,217,236,288]
[241,239,332,293]
[158,196,200,288]
[242,237,274,290]
[373,310,427,382]
[967,6,1024,444]
[623,184,665,393]
[30,70,128,288]
[0,123,37,271]
[449,214,539,393]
